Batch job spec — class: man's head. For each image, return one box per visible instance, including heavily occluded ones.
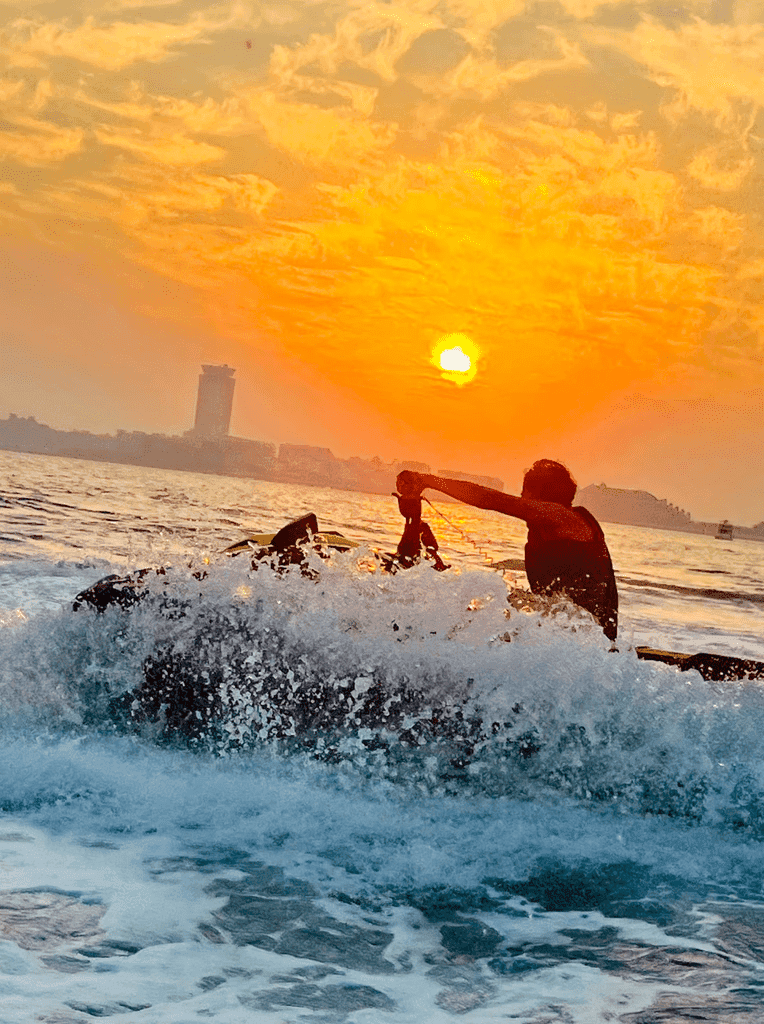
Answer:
[522,460,576,505]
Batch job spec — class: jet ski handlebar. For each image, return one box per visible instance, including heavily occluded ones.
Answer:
[392,492,448,571]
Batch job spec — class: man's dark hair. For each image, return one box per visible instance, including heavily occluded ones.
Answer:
[523,460,577,505]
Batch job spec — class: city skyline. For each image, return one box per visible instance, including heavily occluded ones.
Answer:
[3,394,759,533]
[1,2,763,523]
[1,353,761,525]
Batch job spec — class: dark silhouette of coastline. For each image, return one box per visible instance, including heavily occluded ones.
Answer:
[1,414,760,539]
[575,483,764,541]
[0,413,499,500]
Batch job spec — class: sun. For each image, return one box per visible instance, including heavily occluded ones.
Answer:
[440,346,471,373]
[432,332,479,385]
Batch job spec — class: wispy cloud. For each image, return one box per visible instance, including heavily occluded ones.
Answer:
[238,88,396,168]
[0,113,84,165]
[1,0,763,453]
[4,12,211,70]
[284,0,444,84]
[683,205,745,251]
[107,169,278,219]
[94,127,225,165]
[686,144,754,190]
[441,0,522,48]
[595,15,764,119]
[103,0,186,9]
[0,75,23,101]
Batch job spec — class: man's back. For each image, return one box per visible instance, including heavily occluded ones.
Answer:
[525,506,618,641]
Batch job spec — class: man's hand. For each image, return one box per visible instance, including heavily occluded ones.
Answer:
[396,470,426,496]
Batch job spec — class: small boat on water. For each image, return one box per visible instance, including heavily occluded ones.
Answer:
[715,520,734,540]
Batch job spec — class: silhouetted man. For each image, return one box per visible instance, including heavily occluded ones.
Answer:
[396,460,618,642]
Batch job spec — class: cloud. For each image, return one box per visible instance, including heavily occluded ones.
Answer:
[70,83,154,123]
[738,258,764,280]
[586,15,761,202]
[256,0,577,105]
[94,128,225,165]
[683,205,745,252]
[499,115,676,228]
[686,145,754,190]
[103,0,185,8]
[2,0,763,447]
[30,75,54,111]
[264,1,444,86]
[585,101,607,123]
[4,13,211,70]
[238,89,396,168]
[441,0,524,49]
[611,110,641,131]
[413,33,588,103]
[0,76,23,102]
[0,77,84,164]
[0,114,83,165]
[514,101,575,126]
[69,80,254,136]
[558,0,630,14]
[594,15,764,120]
[29,160,278,283]
[126,171,279,219]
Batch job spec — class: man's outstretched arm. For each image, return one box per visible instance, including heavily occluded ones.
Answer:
[396,470,593,540]
[398,471,521,515]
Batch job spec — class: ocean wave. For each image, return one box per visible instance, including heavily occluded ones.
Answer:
[618,576,764,605]
[1,555,764,838]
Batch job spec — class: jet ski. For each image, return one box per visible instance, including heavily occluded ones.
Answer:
[74,504,764,685]
[68,505,475,750]
[71,502,764,752]
[73,496,449,614]
[73,512,360,613]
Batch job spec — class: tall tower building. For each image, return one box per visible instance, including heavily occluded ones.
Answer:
[192,365,235,438]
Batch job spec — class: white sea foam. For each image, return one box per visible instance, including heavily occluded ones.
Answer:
[2,453,764,1022]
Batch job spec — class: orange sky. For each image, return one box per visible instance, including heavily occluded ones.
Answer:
[1,0,763,523]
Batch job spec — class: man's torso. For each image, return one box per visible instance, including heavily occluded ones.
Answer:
[524,506,618,641]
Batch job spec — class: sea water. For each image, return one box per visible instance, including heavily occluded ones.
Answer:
[1,450,764,1023]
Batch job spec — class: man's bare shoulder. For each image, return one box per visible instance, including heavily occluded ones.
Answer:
[519,499,596,541]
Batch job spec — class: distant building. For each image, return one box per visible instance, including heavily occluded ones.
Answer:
[277,444,343,485]
[224,436,276,477]
[191,365,235,438]
[340,456,397,494]
[279,444,337,470]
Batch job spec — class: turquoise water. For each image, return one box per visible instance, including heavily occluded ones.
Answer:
[1,450,764,1023]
